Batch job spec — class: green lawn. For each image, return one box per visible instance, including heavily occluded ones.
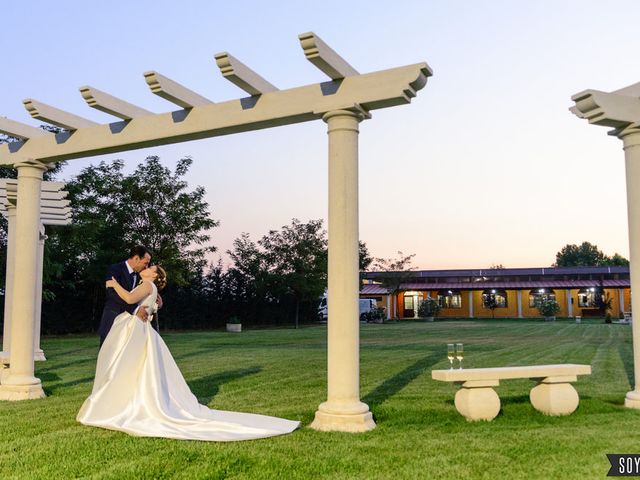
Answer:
[1,319,638,479]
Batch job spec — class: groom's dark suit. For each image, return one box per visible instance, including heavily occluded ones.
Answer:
[98,261,138,345]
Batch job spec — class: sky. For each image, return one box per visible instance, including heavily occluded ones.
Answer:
[1,0,639,270]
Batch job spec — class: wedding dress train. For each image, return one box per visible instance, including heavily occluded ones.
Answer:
[77,283,299,441]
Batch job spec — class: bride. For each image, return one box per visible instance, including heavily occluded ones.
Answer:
[77,265,299,441]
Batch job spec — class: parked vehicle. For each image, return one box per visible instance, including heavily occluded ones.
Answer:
[317,297,377,321]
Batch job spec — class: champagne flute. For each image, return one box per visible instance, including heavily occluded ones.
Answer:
[456,343,464,369]
[447,343,455,370]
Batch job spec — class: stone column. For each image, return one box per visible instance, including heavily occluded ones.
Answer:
[311,109,375,432]
[516,290,523,318]
[386,295,391,320]
[468,290,474,318]
[622,129,640,409]
[33,226,46,361]
[619,288,625,314]
[566,289,573,317]
[1,203,17,364]
[0,160,47,400]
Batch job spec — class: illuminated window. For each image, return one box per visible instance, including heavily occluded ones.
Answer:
[578,288,598,307]
[529,289,556,308]
[437,290,462,309]
[482,289,507,308]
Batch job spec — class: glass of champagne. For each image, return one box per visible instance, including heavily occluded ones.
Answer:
[447,344,455,369]
[456,343,464,369]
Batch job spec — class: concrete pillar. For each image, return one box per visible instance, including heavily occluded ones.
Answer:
[1,204,17,364]
[33,226,46,361]
[310,109,375,432]
[566,289,573,317]
[516,290,523,318]
[0,160,47,400]
[386,295,391,320]
[468,290,474,318]
[623,130,640,409]
[619,288,625,315]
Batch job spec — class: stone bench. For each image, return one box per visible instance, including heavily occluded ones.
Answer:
[431,364,591,421]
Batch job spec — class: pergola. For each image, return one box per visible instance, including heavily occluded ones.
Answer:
[571,82,640,409]
[0,180,71,371]
[0,32,431,432]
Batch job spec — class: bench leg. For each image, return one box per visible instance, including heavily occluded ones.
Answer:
[455,387,501,421]
[530,381,579,416]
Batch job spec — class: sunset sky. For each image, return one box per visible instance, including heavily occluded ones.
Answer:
[1,1,638,269]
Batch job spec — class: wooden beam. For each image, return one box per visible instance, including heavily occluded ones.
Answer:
[0,63,432,165]
[144,71,213,108]
[214,52,278,95]
[298,32,358,80]
[80,86,152,120]
[0,118,53,141]
[23,99,98,131]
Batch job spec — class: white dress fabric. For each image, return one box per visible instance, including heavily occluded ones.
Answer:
[77,282,299,441]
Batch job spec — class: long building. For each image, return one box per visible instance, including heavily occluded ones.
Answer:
[360,266,630,319]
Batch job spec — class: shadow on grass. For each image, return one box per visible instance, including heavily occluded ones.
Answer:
[617,342,635,389]
[187,367,261,405]
[45,376,95,395]
[363,351,442,408]
[38,356,95,373]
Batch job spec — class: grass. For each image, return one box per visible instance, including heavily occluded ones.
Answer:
[1,318,639,479]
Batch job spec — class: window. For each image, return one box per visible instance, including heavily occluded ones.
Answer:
[529,289,556,308]
[482,289,507,308]
[437,290,462,309]
[578,288,598,307]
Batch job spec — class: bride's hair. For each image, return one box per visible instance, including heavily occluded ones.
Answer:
[154,265,167,291]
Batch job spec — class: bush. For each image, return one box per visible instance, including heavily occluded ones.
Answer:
[535,298,560,318]
[361,307,386,323]
[418,297,440,318]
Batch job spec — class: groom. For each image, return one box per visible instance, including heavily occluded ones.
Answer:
[97,245,151,346]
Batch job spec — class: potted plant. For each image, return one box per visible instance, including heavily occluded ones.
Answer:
[418,297,440,322]
[226,316,242,333]
[535,298,560,321]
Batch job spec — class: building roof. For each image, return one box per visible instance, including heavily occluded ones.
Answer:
[360,279,630,295]
[363,265,629,279]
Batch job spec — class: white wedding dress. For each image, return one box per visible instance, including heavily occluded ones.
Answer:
[77,282,300,441]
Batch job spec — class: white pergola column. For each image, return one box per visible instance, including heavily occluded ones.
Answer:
[0,160,47,400]
[622,130,640,408]
[571,84,640,409]
[1,204,16,363]
[516,290,523,318]
[33,226,46,361]
[311,109,375,432]
[566,289,573,317]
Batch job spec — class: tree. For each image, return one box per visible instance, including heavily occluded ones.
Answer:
[259,219,328,328]
[371,251,416,319]
[41,155,218,333]
[554,241,629,267]
[482,293,498,318]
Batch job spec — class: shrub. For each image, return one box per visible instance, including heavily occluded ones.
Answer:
[535,298,560,318]
[418,297,441,318]
[362,307,386,323]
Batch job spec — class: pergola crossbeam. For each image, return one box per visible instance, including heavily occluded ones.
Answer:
[214,52,278,95]
[23,99,98,131]
[0,118,53,141]
[80,86,153,120]
[0,63,431,165]
[144,71,213,108]
[298,32,358,80]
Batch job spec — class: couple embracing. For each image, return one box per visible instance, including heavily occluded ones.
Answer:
[77,245,299,441]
